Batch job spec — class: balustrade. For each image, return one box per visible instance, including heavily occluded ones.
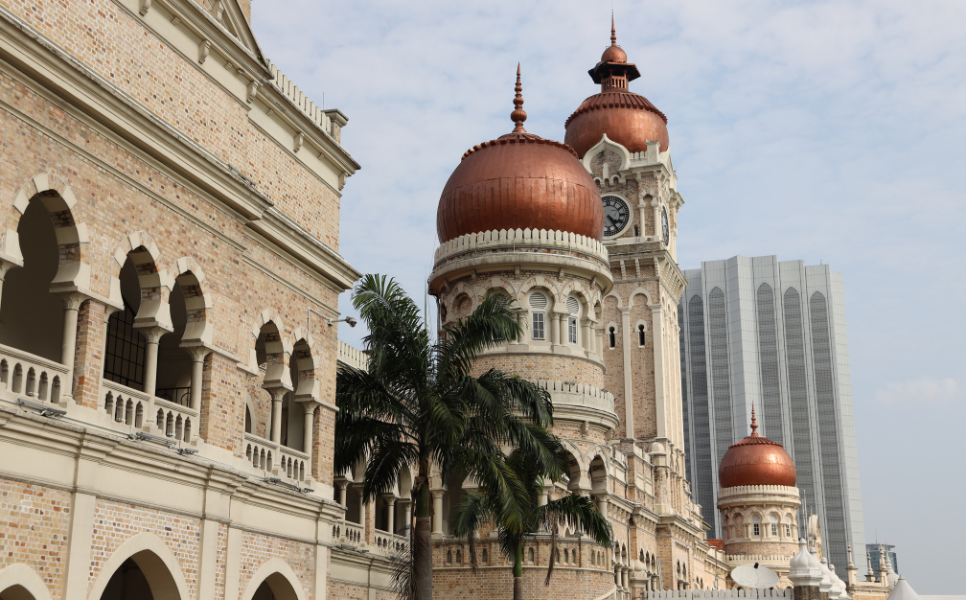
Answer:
[0,344,69,404]
[102,379,197,443]
[332,521,364,546]
[243,433,309,483]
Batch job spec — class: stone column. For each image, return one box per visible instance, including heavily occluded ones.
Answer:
[70,300,112,409]
[140,327,167,398]
[336,481,348,509]
[59,293,85,370]
[597,497,608,518]
[403,501,412,536]
[650,303,667,439]
[186,347,209,410]
[269,389,286,443]
[386,497,396,534]
[357,487,367,526]
[550,312,561,345]
[302,401,318,455]
[620,306,635,438]
[432,490,445,535]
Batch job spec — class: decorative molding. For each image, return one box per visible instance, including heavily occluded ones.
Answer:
[198,39,211,64]
[139,0,152,17]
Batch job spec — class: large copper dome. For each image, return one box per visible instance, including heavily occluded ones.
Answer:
[437,67,604,244]
[564,19,669,159]
[719,407,797,488]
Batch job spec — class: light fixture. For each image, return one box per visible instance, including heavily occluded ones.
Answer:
[178,448,198,455]
[131,432,176,448]
[327,317,357,328]
[263,477,313,494]
[18,398,66,418]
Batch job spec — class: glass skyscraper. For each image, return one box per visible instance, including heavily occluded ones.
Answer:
[678,255,865,573]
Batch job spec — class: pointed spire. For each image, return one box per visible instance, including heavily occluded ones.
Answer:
[750,404,759,436]
[611,10,617,46]
[510,63,527,133]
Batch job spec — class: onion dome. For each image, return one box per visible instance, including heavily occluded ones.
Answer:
[437,65,604,243]
[564,16,669,159]
[718,406,797,488]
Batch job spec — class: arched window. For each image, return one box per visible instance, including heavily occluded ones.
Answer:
[752,514,761,536]
[529,292,547,340]
[481,548,488,564]
[446,550,453,565]
[785,515,793,538]
[609,326,616,348]
[770,514,779,536]
[638,324,646,346]
[566,296,580,344]
[528,547,535,563]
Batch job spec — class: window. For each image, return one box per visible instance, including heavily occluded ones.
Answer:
[786,524,792,537]
[753,523,760,536]
[529,292,547,340]
[770,514,779,536]
[638,324,646,346]
[567,297,580,344]
[105,300,146,389]
[771,523,778,536]
[609,327,616,348]
[752,514,761,536]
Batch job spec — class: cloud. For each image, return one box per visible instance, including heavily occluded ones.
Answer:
[874,377,961,406]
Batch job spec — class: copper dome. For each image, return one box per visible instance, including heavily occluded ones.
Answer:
[718,407,797,489]
[564,18,669,159]
[437,66,604,244]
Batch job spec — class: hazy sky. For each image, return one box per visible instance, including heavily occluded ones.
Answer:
[251,1,965,593]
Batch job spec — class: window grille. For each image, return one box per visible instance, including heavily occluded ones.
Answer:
[783,288,817,521]
[811,291,847,569]
[753,523,760,536]
[566,297,579,344]
[756,283,783,445]
[687,295,715,533]
[709,288,733,473]
[529,292,547,340]
[105,300,146,389]
[679,305,691,483]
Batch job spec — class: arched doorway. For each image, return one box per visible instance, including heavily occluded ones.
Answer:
[0,198,65,361]
[0,585,36,600]
[98,549,183,600]
[250,573,299,600]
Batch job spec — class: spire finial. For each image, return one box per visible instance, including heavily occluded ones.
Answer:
[611,11,617,46]
[750,404,759,436]
[511,62,527,133]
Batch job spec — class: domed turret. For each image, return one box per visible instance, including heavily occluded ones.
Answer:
[564,17,670,159]
[719,406,797,488]
[436,65,604,243]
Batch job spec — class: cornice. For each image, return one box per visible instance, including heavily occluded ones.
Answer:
[0,9,361,292]
[0,7,272,221]
[247,208,361,292]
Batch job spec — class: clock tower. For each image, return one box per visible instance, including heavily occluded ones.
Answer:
[565,18,686,450]
[565,16,711,575]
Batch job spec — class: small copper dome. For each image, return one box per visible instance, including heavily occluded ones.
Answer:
[564,18,669,159]
[437,66,604,243]
[718,406,797,488]
[599,15,627,63]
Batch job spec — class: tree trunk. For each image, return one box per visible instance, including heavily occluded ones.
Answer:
[513,575,523,600]
[414,516,433,600]
[513,540,524,600]
[413,464,433,600]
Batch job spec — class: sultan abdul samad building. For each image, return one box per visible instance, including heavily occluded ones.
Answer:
[0,2,906,600]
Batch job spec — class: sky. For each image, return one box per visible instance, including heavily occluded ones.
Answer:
[251,1,966,593]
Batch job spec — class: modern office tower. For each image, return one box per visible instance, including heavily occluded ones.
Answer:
[678,255,866,572]
[868,544,900,574]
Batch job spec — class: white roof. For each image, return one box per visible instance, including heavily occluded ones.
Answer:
[887,577,922,600]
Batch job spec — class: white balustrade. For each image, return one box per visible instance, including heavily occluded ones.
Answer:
[101,379,197,443]
[332,521,364,546]
[0,344,69,404]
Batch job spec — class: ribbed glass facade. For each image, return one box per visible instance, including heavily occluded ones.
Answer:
[677,255,865,573]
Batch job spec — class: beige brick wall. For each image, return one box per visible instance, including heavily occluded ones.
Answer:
[0,480,71,598]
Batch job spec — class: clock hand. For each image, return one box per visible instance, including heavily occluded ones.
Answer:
[606,216,616,226]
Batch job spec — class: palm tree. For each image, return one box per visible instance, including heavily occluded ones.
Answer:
[335,274,561,600]
[453,448,614,600]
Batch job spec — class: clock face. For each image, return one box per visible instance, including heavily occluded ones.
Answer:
[602,196,630,237]
[662,207,670,246]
